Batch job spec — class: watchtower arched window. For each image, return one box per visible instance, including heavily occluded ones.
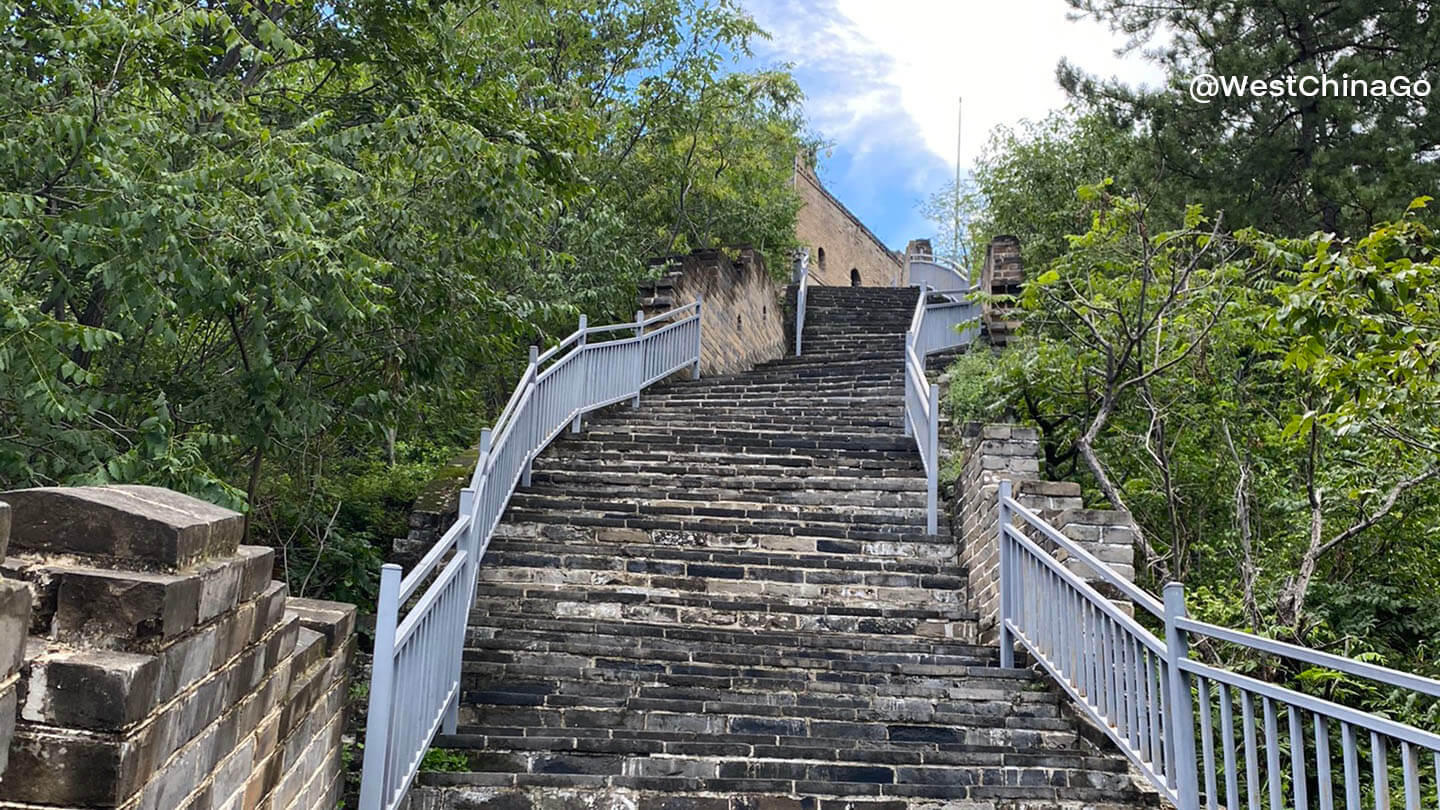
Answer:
[850,268,862,287]
[817,247,827,274]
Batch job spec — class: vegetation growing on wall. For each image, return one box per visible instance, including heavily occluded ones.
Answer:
[0,0,808,599]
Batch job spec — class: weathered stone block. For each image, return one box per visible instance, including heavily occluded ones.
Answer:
[285,597,357,655]
[0,578,30,681]
[51,565,202,646]
[0,500,10,558]
[1,485,242,569]
[21,648,159,729]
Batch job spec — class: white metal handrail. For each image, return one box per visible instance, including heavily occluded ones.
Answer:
[794,251,810,356]
[359,300,703,810]
[997,482,1440,810]
[902,287,979,534]
[907,253,969,296]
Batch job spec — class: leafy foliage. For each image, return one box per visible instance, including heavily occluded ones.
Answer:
[0,0,808,600]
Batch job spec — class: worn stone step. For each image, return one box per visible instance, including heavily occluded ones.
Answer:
[525,468,925,493]
[483,536,956,575]
[495,510,948,545]
[468,587,973,637]
[490,522,957,563]
[463,614,996,661]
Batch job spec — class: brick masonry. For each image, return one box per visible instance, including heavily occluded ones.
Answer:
[979,236,1022,345]
[639,247,786,378]
[951,425,1142,642]
[792,156,903,288]
[0,486,355,810]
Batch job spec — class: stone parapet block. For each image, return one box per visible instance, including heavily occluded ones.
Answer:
[2,487,243,570]
[10,545,273,651]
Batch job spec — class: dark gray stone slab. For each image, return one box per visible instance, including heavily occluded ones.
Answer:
[1,486,242,570]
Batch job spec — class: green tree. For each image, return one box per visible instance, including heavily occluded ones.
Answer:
[0,0,808,598]
[1062,0,1440,237]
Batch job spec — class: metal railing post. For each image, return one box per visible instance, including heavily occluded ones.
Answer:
[522,345,537,487]
[902,335,913,439]
[358,563,402,810]
[571,316,586,433]
[997,481,1015,669]
[926,384,939,535]
[692,296,703,379]
[1164,582,1201,810]
[632,309,644,408]
[443,485,478,737]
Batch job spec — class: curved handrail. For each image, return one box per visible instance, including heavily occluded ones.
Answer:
[361,299,704,810]
[907,253,970,296]
[794,252,810,356]
[997,486,1440,810]
[902,284,980,534]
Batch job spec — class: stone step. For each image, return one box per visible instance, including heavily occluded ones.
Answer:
[464,614,994,661]
[514,481,927,509]
[504,491,928,524]
[490,523,959,563]
[405,782,1153,810]
[495,510,949,545]
[559,428,914,452]
[451,704,1083,752]
[484,536,956,575]
[525,468,925,492]
[525,460,924,487]
[468,587,974,638]
[460,642,1014,689]
[536,448,926,474]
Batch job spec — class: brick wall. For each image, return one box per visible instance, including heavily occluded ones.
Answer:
[980,236,1023,345]
[0,486,355,810]
[792,158,903,288]
[952,424,1141,641]
[639,247,785,377]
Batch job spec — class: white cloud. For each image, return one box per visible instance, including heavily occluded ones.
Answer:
[747,0,1165,173]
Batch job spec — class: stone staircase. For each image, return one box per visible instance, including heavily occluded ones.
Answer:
[402,286,1154,810]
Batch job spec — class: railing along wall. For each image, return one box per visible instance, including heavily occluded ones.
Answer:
[359,301,703,810]
[902,290,979,534]
[996,482,1440,810]
[906,252,969,296]
[794,250,810,356]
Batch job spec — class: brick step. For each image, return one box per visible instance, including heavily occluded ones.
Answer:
[495,510,948,544]
[537,447,926,472]
[405,782,1151,810]
[525,468,925,493]
[468,587,973,636]
[484,536,957,575]
[432,733,1122,771]
[472,576,961,619]
[504,491,927,524]
[528,453,924,479]
[513,480,927,509]
[563,415,906,435]
[636,385,903,401]
[462,633,1004,683]
[456,671,1063,721]
[756,354,902,368]
[463,614,994,661]
[489,524,958,563]
[451,703,1084,752]
[558,428,914,452]
[458,659,1038,703]
[665,371,904,386]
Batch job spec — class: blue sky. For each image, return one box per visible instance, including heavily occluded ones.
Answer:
[740,0,1164,249]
